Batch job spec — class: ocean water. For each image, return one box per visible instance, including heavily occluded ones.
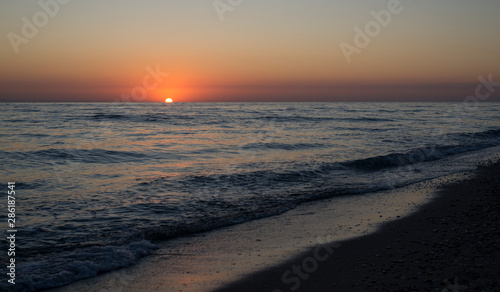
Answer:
[1,102,499,291]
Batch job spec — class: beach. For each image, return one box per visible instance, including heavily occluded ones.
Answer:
[3,0,500,291]
[216,160,500,292]
[48,158,500,292]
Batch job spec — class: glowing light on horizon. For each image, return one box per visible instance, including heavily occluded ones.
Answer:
[165,98,173,103]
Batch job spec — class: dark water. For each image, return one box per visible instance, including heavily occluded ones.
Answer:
[1,102,499,291]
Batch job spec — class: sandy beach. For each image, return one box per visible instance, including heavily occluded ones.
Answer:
[216,160,500,292]
[48,158,499,292]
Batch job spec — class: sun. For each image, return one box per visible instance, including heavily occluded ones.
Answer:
[165,98,173,103]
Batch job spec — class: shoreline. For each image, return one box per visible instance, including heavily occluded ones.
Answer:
[215,160,500,292]
[47,162,491,292]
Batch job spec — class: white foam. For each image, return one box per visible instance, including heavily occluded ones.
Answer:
[2,240,158,292]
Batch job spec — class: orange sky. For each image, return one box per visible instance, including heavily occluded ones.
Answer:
[1,0,499,102]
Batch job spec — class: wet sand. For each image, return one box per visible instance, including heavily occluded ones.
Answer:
[215,161,500,292]
[49,169,443,292]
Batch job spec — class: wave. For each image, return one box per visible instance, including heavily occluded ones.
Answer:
[241,142,325,150]
[3,148,149,164]
[342,147,448,171]
[92,113,126,120]
[253,115,394,123]
[459,129,500,139]
[342,144,500,172]
[342,129,500,171]
[90,112,198,123]
[339,117,394,122]
[3,241,158,292]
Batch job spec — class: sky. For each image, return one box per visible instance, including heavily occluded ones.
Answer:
[1,0,499,102]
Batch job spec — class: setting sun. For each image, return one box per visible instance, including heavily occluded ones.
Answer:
[165,98,173,103]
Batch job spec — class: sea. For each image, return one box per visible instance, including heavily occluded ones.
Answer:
[1,102,499,291]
